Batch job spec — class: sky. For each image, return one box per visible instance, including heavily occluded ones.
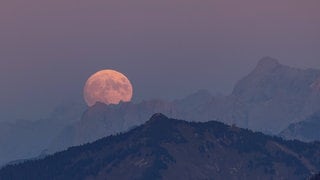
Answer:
[0,0,319,121]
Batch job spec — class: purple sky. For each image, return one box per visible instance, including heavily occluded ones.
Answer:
[1,0,320,121]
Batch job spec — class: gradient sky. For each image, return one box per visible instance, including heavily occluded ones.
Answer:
[1,0,320,121]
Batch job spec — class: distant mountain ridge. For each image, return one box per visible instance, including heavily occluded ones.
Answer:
[1,57,320,165]
[231,57,320,132]
[1,114,320,180]
[0,102,85,166]
[49,57,320,153]
[280,111,320,142]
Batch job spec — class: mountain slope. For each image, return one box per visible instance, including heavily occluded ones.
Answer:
[2,114,320,180]
[48,100,179,153]
[0,102,85,166]
[3,57,320,166]
[51,58,320,154]
[280,111,320,142]
[231,57,320,133]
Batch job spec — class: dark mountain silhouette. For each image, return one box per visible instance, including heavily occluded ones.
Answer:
[280,111,320,142]
[49,57,320,154]
[2,57,320,166]
[2,149,48,168]
[2,114,320,180]
[48,100,178,153]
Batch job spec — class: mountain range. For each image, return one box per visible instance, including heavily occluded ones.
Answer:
[49,57,320,153]
[1,114,319,180]
[0,102,85,166]
[1,57,320,166]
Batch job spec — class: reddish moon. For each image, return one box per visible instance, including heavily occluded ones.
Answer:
[84,70,133,106]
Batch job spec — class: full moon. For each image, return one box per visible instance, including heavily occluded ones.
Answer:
[83,70,133,107]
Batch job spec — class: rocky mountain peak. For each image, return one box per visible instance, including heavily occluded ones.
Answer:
[254,57,281,73]
[150,113,168,120]
[146,113,170,125]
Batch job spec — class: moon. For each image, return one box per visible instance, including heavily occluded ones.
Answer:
[84,70,133,107]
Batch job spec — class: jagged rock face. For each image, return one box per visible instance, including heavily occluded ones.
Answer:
[231,57,320,133]
[252,56,281,74]
[2,115,320,180]
[233,57,319,103]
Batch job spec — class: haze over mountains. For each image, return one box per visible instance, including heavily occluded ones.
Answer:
[281,111,320,142]
[231,57,320,132]
[0,103,85,166]
[1,114,320,180]
[1,57,320,166]
[50,57,320,152]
